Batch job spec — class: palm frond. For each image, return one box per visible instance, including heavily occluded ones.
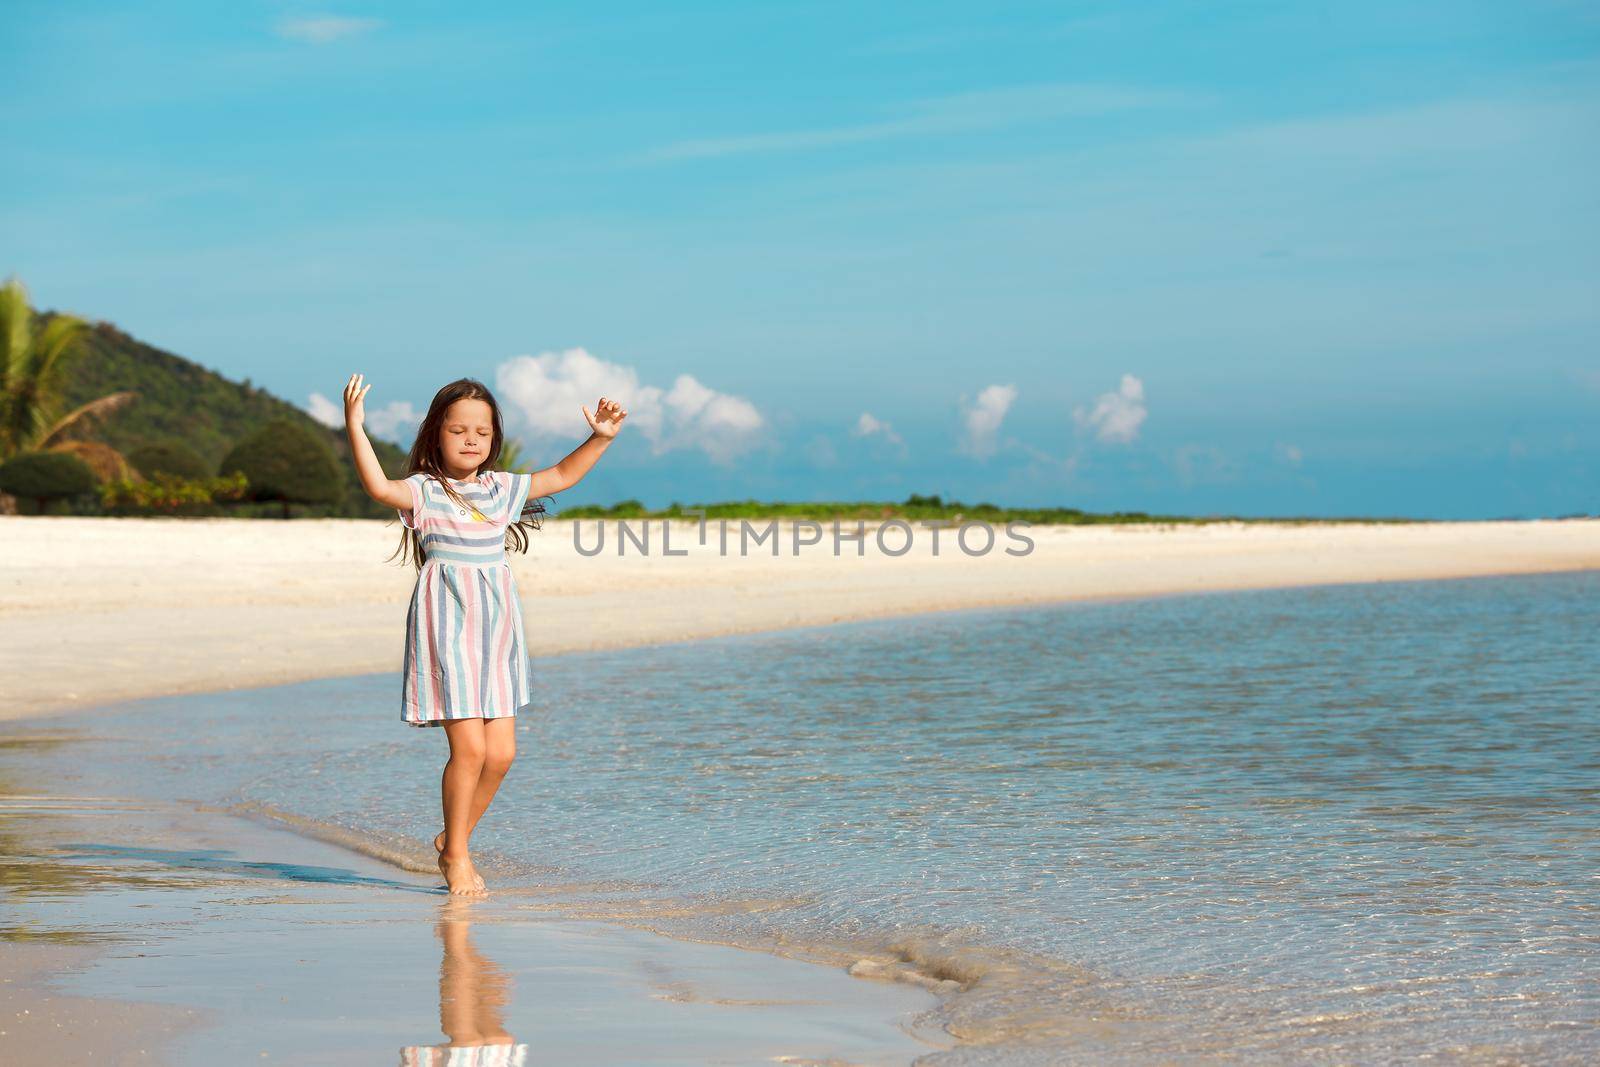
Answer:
[5,311,90,452]
[498,435,534,473]
[0,277,32,393]
[27,313,87,381]
[40,390,138,446]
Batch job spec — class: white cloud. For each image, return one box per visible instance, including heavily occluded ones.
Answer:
[853,411,904,446]
[307,391,420,442]
[661,373,765,464]
[306,392,342,428]
[276,16,383,45]
[1074,374,1146,444]
[959,384,1016,459]
[851,410,909,460]
[494,347,764,467]
[367,401,421,442]
[1276,442,1304,466]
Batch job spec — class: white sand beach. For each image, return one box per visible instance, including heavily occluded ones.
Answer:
[3,514,1596,722]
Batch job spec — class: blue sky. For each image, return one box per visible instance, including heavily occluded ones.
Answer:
[5,1,1597,517]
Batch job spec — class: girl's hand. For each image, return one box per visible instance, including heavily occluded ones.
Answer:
[582,396,628,439]
[344,373,372,429]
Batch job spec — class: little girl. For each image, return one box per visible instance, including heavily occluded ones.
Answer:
[343,373,627,896]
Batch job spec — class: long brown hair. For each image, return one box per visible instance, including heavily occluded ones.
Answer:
[388,377,549,570]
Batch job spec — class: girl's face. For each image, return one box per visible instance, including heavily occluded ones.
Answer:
[438,397,494,476]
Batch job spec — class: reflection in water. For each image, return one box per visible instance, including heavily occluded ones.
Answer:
[400,901,529,1066]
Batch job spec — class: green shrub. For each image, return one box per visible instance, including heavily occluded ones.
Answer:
[219,417,344,518]
[129,439,211,480]
[100,471,249,514]
[0,450,98,514]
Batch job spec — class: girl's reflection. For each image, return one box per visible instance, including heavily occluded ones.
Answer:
[400,901,529,1065]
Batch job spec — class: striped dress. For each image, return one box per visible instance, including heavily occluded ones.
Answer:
[400,1043,528,1066]
[398,469,535,728]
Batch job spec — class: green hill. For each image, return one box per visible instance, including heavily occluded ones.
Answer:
[54,316,410,518]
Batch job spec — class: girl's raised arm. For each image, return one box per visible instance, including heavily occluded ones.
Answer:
[343,373,413,511]
[524,396,628,498]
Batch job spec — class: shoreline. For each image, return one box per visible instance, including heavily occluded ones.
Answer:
[0,734,949,1065]
[4,515,1597,724]
[0,688,1149,1064]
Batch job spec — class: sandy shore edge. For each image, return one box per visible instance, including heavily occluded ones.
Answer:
[4,516,1596,724]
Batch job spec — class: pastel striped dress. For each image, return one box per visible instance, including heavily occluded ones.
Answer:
[400,1043,528,1066]
[398,469,535,728]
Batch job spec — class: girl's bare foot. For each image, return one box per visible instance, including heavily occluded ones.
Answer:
[438,852,486,897]
[435,830,487,892]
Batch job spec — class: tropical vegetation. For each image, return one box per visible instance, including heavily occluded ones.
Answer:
[0,277,136,480]
[0,276,417,517]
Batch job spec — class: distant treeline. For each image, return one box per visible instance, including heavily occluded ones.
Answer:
[556,494,1412,526]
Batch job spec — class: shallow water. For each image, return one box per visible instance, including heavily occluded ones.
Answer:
[21,571,1600,1062]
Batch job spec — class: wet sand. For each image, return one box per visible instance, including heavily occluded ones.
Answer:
[0,735,945,1065]
[3,515,1596,722]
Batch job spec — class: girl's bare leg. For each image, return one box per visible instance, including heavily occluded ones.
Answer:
[435,718,517,891]
[439,718,488,896]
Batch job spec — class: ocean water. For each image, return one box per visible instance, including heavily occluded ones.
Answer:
[24,571,1600,1063]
